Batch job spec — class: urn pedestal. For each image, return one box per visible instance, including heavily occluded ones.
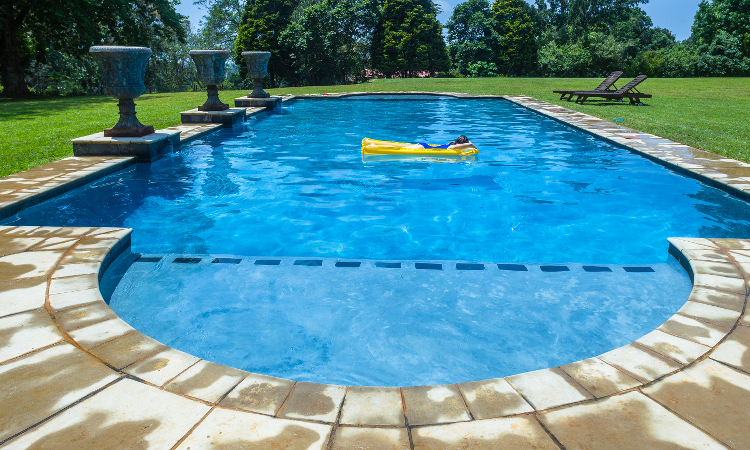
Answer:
[235,51,281,110]
[181,49,246,127]
[89,46,155,137]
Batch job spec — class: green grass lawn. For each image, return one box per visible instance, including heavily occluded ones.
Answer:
[1,77,748,178]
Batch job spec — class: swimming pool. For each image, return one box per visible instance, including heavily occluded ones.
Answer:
[3,94,747,386]
[5,95,750,263]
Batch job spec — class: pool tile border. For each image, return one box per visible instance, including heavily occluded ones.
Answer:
[2,93,750,447]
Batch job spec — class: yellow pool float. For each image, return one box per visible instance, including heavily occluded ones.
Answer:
[361,138,478,156]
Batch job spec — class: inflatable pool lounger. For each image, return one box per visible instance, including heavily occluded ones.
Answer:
[361,138,478,156]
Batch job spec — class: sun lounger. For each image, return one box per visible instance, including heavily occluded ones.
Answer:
[572,75,652,105]
[552,71,623,101]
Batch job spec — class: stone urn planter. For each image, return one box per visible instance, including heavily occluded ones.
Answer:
[189,49,230,111]
[89,46,154,137]
[241,51,271,98]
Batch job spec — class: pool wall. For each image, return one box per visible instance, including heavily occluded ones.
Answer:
[1,94,750,448]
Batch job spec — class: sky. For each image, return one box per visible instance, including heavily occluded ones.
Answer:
[175,0,702,41]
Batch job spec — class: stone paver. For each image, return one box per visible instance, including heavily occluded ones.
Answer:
[124,348,201,387]
[0,276,47,316]
[88,331,168,370]
[0,309,64,363]
[164,359,247,403]
[598,343,683,383]
[402,384,471,426]
[643,359,750,449]
[659,313,729,347]
[457,377,533,419]
[559,357,641,398]
[635,329,712,365]
[506,367,593,410]
[331,427,410,450]
[539,391,727,449]
[219,372,296,415]
[710,324,750,373]
[277,381,346,423]
[176,407,331,450]
[1,378,209,449]
[412,416,560,450]
[339,386,405,426]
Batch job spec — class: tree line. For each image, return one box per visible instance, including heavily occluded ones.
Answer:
[0,0,748,97]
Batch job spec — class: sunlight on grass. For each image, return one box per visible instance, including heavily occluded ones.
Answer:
[1,78,748,178]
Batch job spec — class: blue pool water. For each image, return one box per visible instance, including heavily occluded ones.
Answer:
[5,95,750,263]
[102,253,692,386]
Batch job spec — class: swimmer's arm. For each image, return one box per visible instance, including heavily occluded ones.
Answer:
[448,141,475,149]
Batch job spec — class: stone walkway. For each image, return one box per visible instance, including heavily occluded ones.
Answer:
[1,93,749,449]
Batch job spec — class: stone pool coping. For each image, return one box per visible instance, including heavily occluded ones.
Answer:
[1,93,750,448]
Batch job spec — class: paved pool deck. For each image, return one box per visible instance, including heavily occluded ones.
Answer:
[1,94,749,449]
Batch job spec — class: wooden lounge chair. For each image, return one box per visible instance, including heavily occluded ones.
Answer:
[552,71,623,101]
[572,75,652,105]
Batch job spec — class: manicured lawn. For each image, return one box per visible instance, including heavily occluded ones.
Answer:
[1,77,748,178]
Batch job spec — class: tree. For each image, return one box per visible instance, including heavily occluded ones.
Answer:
[696,30,750,76]
[692,0,750,59]
[446,0,499,76]
[492,0,537,75]
[534,0,648,44]
[235,0,298,85]
[194,0,244,53]
[371,0,450,77]
[281,0,378,85]
[0,0,185,97]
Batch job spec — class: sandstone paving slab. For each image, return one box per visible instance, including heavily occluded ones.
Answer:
[688,287,745,312]
[506,367,593,411]
[0,343,119,442]
[176,406,331,450]
[331,427,410,450]
[539,391,727,449]
[48,287,104,310]
[667,238,720,251]
[635,330,712,365]
[38,227,93,238]
[598,344,682,383]
[715,239,750,250]
[402,384,471,426]
[31,237,79,251]
[559,357,641,398]
[48,273,98,296]
[0,276,47,317]
[0,237,44,257]
[659,313,730,347]
[0,250,64,283]
[693,273,746,295]
[61,247,112,263]
[339,386,405,426]
[0,309,63,363]
[1,377,210,449]
[411,416,559,450]
[677,301,740,329]
[690,261,743,278]
[124,348,201,387]
[278,381,347,423]
[74,238,120,251]
[86,228,131,239]
[88,331,168,370]
[643,359,750,449]
[681,249,733,263]
[709,324,750,373]
[68,317,135,349]
[51,261,101,278]
[54,300,119,332]
[164,359,247,403]
[456,378,533,419]
[218,372,295,416]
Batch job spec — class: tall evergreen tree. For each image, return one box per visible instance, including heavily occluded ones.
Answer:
[446,0,500,75]
[371,0,450,77]
[234,0,298,85]
[492,0,537,75]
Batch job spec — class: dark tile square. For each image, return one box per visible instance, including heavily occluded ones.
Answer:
[255,259,281,265]
[456,263,484,270]
[212,258,242,264]
[540,265,569,272]
[497,264,527,271]
[415,263,442,270]
[375,262,401,268]
[335,261,361,268]
[582,265,612,272]
[135,256,162,263]
[294,259,323,266]
[623,266,655,273]
[173,257,202,264]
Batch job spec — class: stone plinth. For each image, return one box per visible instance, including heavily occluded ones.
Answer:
[234,96,282,110]
[71,130,181,162]
[180,108,246,127]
